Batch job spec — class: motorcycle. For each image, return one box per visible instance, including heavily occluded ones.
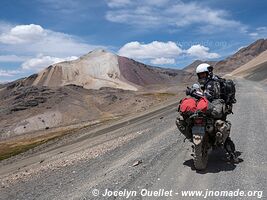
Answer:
[177,110,233,170]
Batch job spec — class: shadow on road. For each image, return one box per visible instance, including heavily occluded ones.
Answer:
[183,149,243,174]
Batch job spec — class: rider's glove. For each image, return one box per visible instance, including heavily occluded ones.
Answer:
[186,87,195,96]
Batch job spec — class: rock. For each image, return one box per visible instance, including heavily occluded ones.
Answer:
[34,97,47,103]
[132,160,142,167]
[0,108,11,115]
[25,100,39,107]
[105,94,118,102]
[11,106,28,112]
[111,95,118,101]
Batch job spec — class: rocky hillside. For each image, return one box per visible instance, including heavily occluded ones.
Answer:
[231,50,267,83]
[183,39,267,75]
[0,83,181,139]
[118,56,194,87]
[3,39,265,139]
[16,49,193,91]
[183,60,217,73]
[214,39,267,74]
[0,49,194,139]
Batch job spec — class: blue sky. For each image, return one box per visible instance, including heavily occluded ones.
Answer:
[0,0,266,82]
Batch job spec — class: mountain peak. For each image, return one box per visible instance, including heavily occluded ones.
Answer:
[18,45,193,91]
[79,49,115,60]
[183,60,216,73]
[237,38,267,54]
[91,48,107,53]
[214,38,267,74]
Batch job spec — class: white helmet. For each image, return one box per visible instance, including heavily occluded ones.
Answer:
[196,63,210,74]
[196,63,210,87]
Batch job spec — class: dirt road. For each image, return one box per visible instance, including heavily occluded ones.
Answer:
[0,78,266,200]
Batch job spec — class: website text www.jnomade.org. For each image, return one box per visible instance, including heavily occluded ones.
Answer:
[91,188,264,199]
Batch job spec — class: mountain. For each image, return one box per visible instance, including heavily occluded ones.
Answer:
[213,39,267,74]
[23,49,138,91]
[231,50,267,83]
[0,83,179,139]
[0,50,194,139]
[183,60,217,73]
[4,39,265,140]
[183,39,267,75]
[18,49,193,91]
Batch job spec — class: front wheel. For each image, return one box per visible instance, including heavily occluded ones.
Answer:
[193,136,208,170]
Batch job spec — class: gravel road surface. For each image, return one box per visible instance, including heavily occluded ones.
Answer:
[0,78,266,200]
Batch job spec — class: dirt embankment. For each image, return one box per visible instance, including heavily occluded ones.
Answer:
[0,82,184,161]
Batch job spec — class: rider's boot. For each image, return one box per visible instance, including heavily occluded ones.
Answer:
[224,137,239,163]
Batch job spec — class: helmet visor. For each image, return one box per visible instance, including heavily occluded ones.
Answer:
[197,72,208,79]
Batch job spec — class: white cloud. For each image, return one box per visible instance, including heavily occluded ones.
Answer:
[106,1,244,32]
[0,24,46,44]
[118,41,219,64]
[0,23,105,79]
[151,57,175,65]
[0,21,14,33]
[106,0,169,8]
[106,7,164,27]
[144,0,169,6]
[21,54,78,71]
[0,69,21,77]
[249,32,258,37]
[0,23,104,57]
[169,3,239,28]
[186,44,220,59]
[118,41,182,60]
[249,26,267,39]
[0,80,13,83]
[106,0,132,8]
[0,55,28,62]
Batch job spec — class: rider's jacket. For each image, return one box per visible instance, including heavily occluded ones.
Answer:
[191,78,221,102]
[203,79,221,102]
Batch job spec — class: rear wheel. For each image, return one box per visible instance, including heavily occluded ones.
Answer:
[193,137,208,170]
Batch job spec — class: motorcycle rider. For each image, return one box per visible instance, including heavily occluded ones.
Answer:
[177,63,238,162]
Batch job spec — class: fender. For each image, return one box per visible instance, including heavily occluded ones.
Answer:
[192,125,205,145]
[193,134,203,145]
